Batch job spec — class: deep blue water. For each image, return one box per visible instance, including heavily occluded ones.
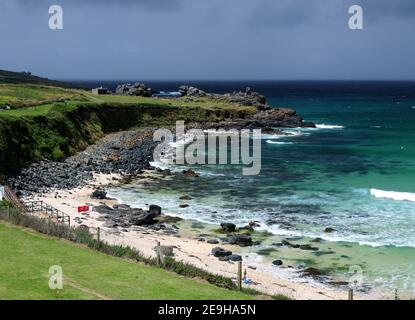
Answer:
[78,80,415,292]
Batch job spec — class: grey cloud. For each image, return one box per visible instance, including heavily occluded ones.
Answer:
[0,0,414,80]
[14,0,185,11]
[248,0,415,29]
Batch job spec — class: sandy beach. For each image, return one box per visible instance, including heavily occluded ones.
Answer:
[21,172,387,300]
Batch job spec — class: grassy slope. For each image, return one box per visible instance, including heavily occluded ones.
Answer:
[0,69,81,89]
[0,84,256,176]
[0,222,253,300]
[0,84,87,109]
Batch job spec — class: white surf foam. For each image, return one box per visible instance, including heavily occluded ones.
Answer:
[315,124,345,129]
[370,188,415,203]
[266,140,294,145]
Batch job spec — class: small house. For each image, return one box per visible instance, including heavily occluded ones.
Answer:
[92,86,109,95]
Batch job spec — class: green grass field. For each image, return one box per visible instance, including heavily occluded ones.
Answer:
[0,222,254,300]
[0,84,87,109]
[0,83,256,117]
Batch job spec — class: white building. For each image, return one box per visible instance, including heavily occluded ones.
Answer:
[0,186,5,201]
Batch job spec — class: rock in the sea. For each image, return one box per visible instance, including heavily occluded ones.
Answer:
[239,225,254,232]
[211,247,232,258]
[299,267,327,279]
[207,239,220,244]
[149,204,162,216]
[220,222,236,232]
[299,244,319,251]
[249,221,260,227]
[228,234,253,247]
[324,227,336,233]
[182,169,199,177]
[179,195,192,200]
[272,259,283,266]
[179,204,189,208]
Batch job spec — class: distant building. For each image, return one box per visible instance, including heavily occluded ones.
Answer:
[0,186,5,201]
[92,86,109,95]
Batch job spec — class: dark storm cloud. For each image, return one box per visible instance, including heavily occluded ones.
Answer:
[248,0,415,29]
[1,0,415,80]
[15,0,184,11]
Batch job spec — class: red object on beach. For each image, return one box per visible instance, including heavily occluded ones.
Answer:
[77,205,89,213]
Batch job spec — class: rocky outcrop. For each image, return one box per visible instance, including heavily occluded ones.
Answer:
[221,87,266,107]
[220,222,236,232]
[116,83,154,97]
[94,203,161,227]
[179,86,206,97]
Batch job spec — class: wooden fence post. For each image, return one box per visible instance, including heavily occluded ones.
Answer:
[97,227,101,243]
[7,206,11,220]
[156,241,161,266]
[348,288,353,300]
[48,216,51,234]
[237,261,242,291]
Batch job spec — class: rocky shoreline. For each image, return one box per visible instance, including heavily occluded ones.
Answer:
[7,87,314,195]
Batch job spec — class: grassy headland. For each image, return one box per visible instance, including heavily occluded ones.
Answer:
[0,83,256,177]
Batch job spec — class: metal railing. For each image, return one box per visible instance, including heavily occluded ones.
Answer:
[23,200,70,226]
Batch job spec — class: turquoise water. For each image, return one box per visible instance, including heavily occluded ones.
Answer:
[108,82,415,295]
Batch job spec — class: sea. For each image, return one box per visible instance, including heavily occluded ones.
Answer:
[76,80,415,295]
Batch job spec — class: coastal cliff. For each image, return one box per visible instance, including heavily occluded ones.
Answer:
[0,84,313,179]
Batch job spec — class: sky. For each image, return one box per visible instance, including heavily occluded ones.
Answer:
[0,0,414,81]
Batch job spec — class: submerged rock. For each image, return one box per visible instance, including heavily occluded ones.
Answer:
[299,267,327,279]
[299,244,319,251]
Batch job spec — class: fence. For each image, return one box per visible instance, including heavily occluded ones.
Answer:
[23,200,70,226]
[0,204,238,292]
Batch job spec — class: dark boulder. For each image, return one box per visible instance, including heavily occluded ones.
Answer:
[211,247,232,257]
[228,254,242,262]
[91,189,107,199]
[220,222,236,232]
[130,211,157,226]
[149,204,162,216]
[272,260,283,266]
[228,234,253,247]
